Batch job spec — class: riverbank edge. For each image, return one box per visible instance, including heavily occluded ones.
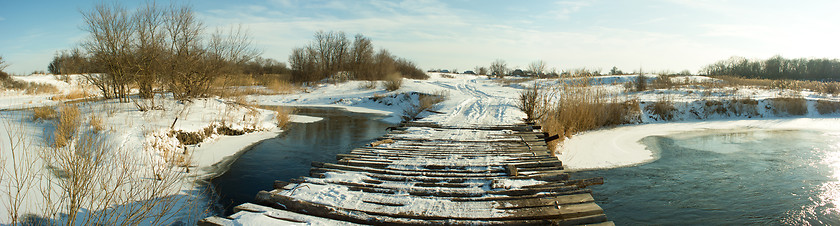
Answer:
[558,117,840,171]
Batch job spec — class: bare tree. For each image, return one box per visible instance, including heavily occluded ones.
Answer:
[490,59,507,78]
[348,34,374,80]
[132,2,166,99]
[528,60,546,77]
[0,56,8,72]
[162,3,204,100]
[81,2,136,102]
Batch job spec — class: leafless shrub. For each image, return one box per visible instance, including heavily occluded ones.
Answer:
[650,74,676,90]
[771,97,807,116]
[490,59,507,78]
[1,119,43,224]
[703,100,727,117]
[517,83,543,122]
[384,73,403,91]
[633,74,647,91]
[527,60,547,77]
[40,129,203,225]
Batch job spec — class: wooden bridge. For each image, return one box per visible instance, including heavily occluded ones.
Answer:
[200,122,612,225]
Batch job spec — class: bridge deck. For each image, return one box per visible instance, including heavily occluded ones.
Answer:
[200,122,612,225]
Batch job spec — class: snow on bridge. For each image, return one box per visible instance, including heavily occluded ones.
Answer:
[199,122,611,225]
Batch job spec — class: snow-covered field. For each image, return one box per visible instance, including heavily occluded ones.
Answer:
[2,72,840,224]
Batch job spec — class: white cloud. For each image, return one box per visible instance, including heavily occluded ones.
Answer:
[195,0,840,74]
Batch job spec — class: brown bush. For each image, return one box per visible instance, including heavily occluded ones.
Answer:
[517,84,543,122]
[728,98,759,117]
[384,73,403,91]
[53,104,82,147]
[771,97,807,116]
[272,106,294,129]
[32,106,58,121]
[703,100,727,117]
[538,84,641,151]
[645,98,677,121]
[816,100,840,115]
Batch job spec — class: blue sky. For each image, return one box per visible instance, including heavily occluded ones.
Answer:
[2,0,839,74]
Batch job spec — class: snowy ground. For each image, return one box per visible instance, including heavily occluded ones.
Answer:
[0,75,306,224]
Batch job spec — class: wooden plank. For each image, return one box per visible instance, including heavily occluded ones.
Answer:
[493,193,595,210]
[256,190,603,222]
[311,162,509,177]
[310,167,569,182]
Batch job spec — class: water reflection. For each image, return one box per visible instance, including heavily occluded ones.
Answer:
[208,107,394,215]
[574,129,840,225]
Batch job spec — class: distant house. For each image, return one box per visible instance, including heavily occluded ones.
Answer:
[463,70,476,75]
[440,69,450,73]
[511,69,524,76]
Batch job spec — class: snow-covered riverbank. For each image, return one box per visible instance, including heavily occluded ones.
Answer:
[559,117,840,171]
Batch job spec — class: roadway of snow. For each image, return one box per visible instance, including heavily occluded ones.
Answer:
[252,73,526,125]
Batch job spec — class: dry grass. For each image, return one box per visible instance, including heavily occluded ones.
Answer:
[644,96,677,121]
[402,91,448,121]
[714,75,840,95]
[1,75,60,94]
[51,89,93,101]
[266,79,297,94]
[816,100,840,115]
[538,84,641,151]
[384,73,403,91]
[89,115,105,133]
[53,104,82,147]
[729,97,759,117]
[271,106,295,128]
[771,97,807,116]
[31,106,58,121]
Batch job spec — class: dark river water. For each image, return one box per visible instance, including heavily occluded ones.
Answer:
[574,129,840,225]
[208,107,394,215]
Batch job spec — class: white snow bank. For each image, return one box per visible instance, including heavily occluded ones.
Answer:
[559,117,840,171]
